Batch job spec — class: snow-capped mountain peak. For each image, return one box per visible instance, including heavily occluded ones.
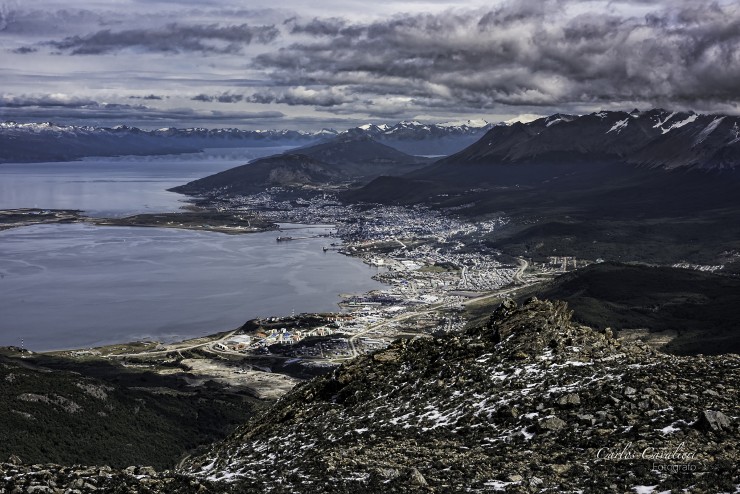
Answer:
[437,119,490,129]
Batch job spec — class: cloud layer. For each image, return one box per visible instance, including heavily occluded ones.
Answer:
[1,1,738,128]
[258,1,740,114]
[48,23,279,54]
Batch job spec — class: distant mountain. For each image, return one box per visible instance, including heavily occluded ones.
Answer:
[0,119,495,163]
[0,122,330,163]
[171,135,430,197]
[0,122,200,163]
[345,119,494,155]
[151,126,338,143]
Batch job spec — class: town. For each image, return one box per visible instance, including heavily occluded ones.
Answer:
[54,187,594,387]
[195,189,549,364]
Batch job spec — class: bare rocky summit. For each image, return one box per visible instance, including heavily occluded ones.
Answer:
[183,298,739,493]
[2,299,738,493]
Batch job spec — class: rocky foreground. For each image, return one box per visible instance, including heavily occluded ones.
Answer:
[2,299,739,493]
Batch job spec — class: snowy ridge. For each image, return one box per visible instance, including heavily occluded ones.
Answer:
[606,118,629,134]
[694,117,725,145]
[660,114,698,134]
[441,109,740,171]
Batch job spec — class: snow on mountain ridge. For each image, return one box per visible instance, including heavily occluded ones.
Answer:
[660,114,698,134]
[606,118,629,134]
[694,117,725,145]
[437,119,490,128]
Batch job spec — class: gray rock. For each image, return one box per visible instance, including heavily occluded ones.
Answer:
[407,467,428,486]
[549,463,570,475]
[697,410,732,433]
[538,416,567,432]
[556,393,581,407]
[137,466,156,476]
[529,476,544,487]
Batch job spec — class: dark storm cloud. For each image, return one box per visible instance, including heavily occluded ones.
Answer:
[11,46,37,54]
[48,23,279,55]
[191,92,245,103]
[129,94,165,100]
[288,17,350,37]
[0,99,285,125]
[247,87,356,107]
[0,7,106,36]
[251,1,740,114]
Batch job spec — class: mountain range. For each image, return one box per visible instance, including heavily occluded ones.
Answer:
[438,109,740,171]
[0,120,492,163]
[346,119,493,155]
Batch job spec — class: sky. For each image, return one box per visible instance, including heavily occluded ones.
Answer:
[0,0,738,130]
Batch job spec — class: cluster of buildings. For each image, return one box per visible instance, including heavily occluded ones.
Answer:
[207,188,537,362]
[219,324,339,352]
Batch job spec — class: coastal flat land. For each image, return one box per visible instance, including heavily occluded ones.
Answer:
[1,208,277,235]
[92,210,277,234]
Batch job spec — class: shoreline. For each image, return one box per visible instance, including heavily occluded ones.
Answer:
[1,191,542,401]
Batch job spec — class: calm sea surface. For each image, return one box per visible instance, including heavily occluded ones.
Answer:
[0,147,292,216]
[0,150,382,350]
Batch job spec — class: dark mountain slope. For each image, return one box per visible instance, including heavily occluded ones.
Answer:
[434,110,740,171]
[628,114,740,170]
[524,263,740,355]
[179,299,739,493]
[472,166,740,264]
[353,110,740,195]
[0,349,261,470]
[172,135,430,197]
[170,154,341,196]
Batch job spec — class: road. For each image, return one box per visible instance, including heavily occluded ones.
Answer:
[107,330,237,358]
[345,302,445,358]
[513,257,528,283]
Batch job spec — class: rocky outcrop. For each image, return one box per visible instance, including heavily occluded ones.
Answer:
[3,299,738,493]
[181,298,739,493]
